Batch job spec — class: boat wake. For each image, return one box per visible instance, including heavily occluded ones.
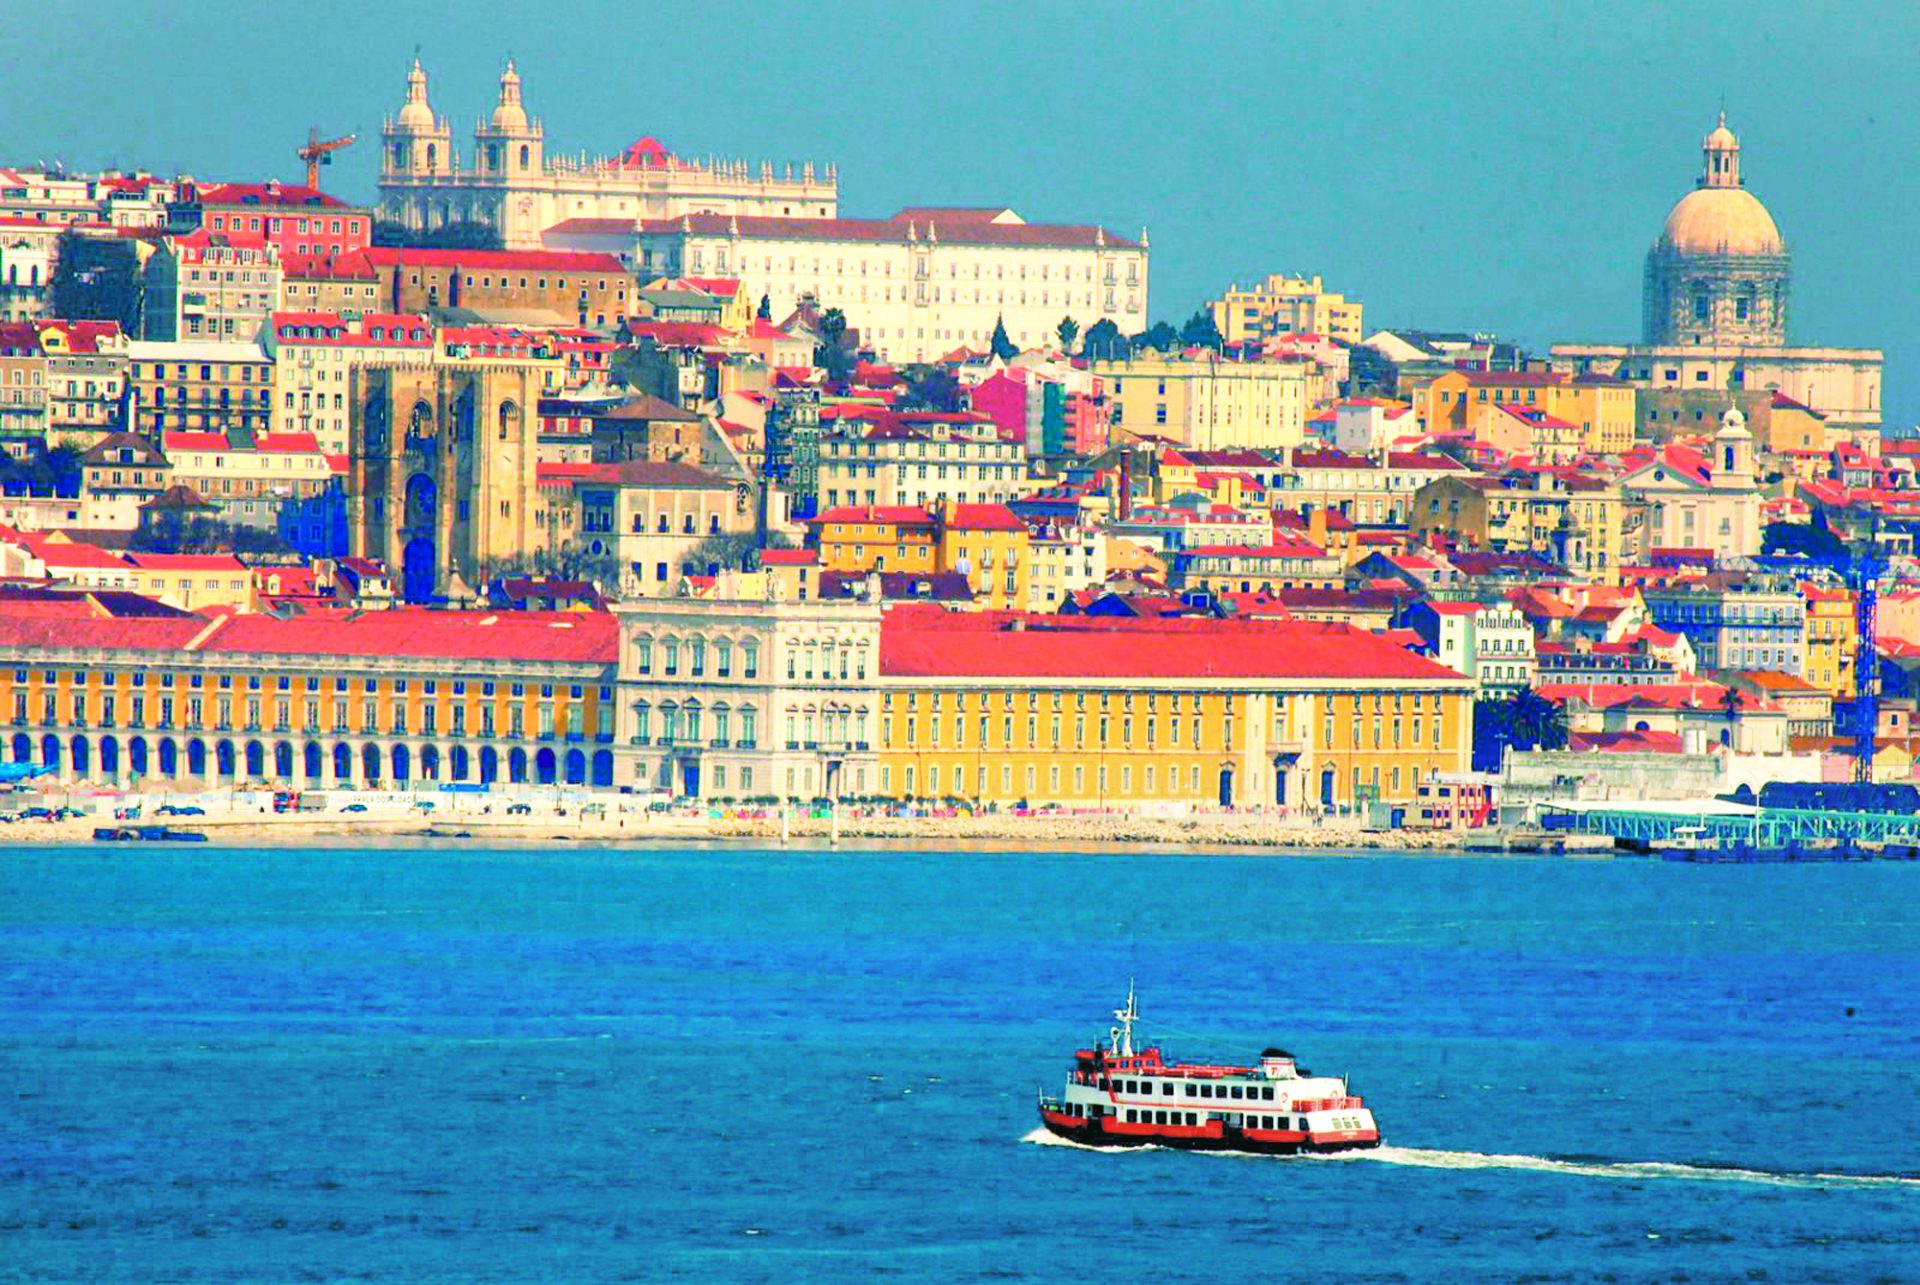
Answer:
[1020,1129,1920,1191]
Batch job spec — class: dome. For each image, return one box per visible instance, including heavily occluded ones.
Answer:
[396,58,434,129]
[489,59,529,131]
[1659,186,1784,256]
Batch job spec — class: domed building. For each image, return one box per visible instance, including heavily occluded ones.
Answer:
[1643,114,1790,346]
[1553,114,1882,435]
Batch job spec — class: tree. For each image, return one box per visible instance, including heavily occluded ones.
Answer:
[679,529,796,579]
[988,315,1018,361]
[369,218,503,250]
[903,365,963,412]
[1762,515,1845,561]
[47,229,141,330]
[815,306,856,381]
[1055,316,1080,353]
[1131,321,1179,354]
[1081,318,1125,361]
[1472,688,1569,772]
[1180,307,1224,351]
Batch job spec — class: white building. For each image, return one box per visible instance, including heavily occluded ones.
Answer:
[1414,600,1537,698]
[1619,408,1762,562]
[1330,399,1416,454]
[263,311,437,454]
[379,60,837,249]
[614,589,882,801]
[1025,526,1111,611]
[547,207,1149,364]
[816,413,1026,511]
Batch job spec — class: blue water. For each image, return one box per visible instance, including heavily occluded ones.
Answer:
[2,843,1917,1282]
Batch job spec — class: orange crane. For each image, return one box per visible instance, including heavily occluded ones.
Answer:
[297,128,356,191]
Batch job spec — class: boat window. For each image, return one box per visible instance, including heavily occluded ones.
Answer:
[1262,1087,1275,1100]
[1183,1083,1196,1097]
[1199,1084,1212,1098]
[1163,1082,1175,1096]
[1230,1086,1243,1100]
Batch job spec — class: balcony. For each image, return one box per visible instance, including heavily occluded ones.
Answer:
[631,735,652,746]
[710,738,730,749]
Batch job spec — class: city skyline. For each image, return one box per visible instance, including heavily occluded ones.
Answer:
[6,1,1916,424]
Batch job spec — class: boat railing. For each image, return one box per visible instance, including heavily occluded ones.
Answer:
[1290,1096,1365,1112]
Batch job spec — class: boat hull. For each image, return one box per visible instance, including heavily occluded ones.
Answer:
[1041,1114,1380,1155]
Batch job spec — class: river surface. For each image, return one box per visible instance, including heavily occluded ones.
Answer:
[1,842,1916,1282]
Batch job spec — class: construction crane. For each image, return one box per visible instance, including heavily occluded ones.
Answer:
[297,128,356,191]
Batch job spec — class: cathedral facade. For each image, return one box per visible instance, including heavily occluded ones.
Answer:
[347,360,545,602]
[377,60,838,250]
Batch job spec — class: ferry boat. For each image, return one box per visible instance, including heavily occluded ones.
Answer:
[1037,987,1381,1154]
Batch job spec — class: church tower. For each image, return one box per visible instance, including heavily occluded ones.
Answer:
[473,59,544,179]
[382,57,453,183]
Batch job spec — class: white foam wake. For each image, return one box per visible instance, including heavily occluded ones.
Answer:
[1019,1129,1920,1191]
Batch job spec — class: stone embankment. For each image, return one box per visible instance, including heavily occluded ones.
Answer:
[709,811,1471,850]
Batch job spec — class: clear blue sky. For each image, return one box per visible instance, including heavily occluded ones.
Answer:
[7,0,1916,426]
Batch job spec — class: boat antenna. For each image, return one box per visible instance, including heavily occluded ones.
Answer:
[1111,981,1139,1059]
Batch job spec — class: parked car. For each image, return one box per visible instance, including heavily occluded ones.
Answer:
[412,800,436,812]
[155,804,206,817]
[506,803,532,816]
[340,803,369,814]
[19,807,54,821]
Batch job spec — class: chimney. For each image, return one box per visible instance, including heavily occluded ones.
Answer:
[1118,450,1134,521]
[1309,505,1329,547]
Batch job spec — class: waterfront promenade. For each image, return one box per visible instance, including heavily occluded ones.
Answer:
[0,793,1476,851]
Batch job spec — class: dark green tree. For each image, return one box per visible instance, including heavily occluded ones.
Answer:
[48,229,141,329]
[815,307,856,381]
[989,315,1018,360]
[1761,514,1845,561]
[1081,318,1125,361]
[369,218,503,250]
[1471,688,1569,771]
[1131,321,1179,354]
[1055,316,1080,353]
[904,365,963,412]
[1180,307,1224,351]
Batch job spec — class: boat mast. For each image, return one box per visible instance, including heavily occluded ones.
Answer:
[1110,982,1139,1058]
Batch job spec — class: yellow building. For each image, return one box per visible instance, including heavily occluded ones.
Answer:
[812,502,1030,608]
[1094,354,1308,451]
[1209,274,1364,346]
[813,505,940,575]
[1421,369,1635,455]
[121,553,255,612]
[1800,584,1856,699]
[0,608,621,789]
[1411,471,1623,583]
[876,612,1472,811]
[934,503,1029,610]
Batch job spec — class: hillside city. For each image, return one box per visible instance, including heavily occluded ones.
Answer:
[0,61,1915,832]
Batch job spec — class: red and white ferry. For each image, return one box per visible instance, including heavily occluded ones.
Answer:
[1038,987,1381,1154]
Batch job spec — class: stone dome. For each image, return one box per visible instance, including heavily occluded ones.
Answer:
[396,58,434,129]
[489,59,529,131]
[1658,186,1784,256]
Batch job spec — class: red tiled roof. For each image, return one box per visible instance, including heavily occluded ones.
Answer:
[880,614,1466,682]
[759,548,819,566]
[163,431,230,452]
[363,246,625,273]
[945,503,1023,532]
[198,610,618,664]
[815,505,939,528]
[194,183,352,210]
[123,553,248,571]
[252,433,323,453]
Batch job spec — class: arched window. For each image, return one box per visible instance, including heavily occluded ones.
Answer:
[497,400,516,442]
[426,143,438,170]
[518,143,530,170]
